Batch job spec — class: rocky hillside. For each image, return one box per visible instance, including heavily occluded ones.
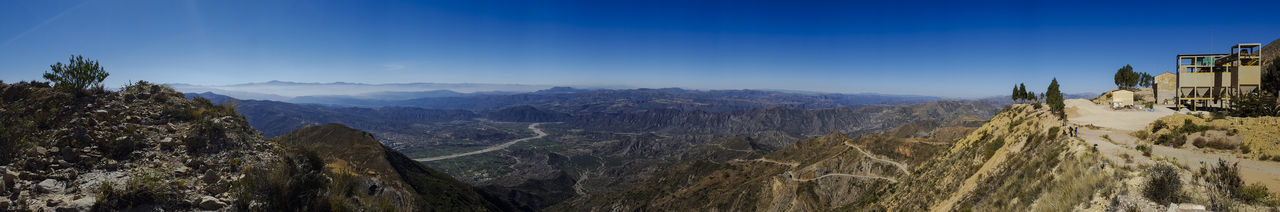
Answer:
[272,124,517,211]
[0,81,275,210]
[0,81,511,211]
[873,104,1111,211]
[551,109,985,211]
[1263,37,1279,68]
[553,104,1118,211]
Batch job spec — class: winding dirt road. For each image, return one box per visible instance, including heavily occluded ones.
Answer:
[843,141,911,175]
[415,123,548,162]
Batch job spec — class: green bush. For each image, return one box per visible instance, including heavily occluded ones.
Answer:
[1179,119,1206,134]
[42,55,109,93]
[1229,92,1279,117]
[1047,126,1060,140]
[1206,159,1244,199]
[1143,163,1182,204]
[1150,120,1167,133]
[1239,183,1271,203]
[1203,138,1237,150]
[1154,133,1185,147]
[1136,144,1152,157]
[983,137,1005,159]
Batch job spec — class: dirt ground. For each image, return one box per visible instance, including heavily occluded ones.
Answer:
[1065,99,1175,131]
[1066,99,1280,192]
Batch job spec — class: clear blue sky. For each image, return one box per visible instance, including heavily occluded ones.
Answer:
[1,0,1278,97]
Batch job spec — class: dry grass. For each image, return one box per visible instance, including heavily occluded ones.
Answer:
[1145,114,1280,158]
[1033,152,1114,210]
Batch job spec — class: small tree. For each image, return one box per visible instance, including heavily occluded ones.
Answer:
[1138,72,1154,88]
[1012,84,1021,103]
[1046,78,1065,119]
[1027,91,1037,102]
[43,55,109,93]
[1114,64,1140,89]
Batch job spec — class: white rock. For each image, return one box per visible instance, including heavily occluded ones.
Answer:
[36,179,65,193]
[59,197,94,212]
[93,110,107,113]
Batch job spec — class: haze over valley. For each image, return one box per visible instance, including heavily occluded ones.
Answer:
[3,0,1280,211]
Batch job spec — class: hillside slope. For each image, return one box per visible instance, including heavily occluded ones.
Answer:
[552,111,983,211]
[553,104,1118,211]
[0,81,516,211]
[0,81,277,210]
[873,104,1113,211]
[273,124,518,211]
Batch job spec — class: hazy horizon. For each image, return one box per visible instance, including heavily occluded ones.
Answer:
[3,0,1279,98]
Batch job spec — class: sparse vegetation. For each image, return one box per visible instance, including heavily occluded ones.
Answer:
[1229,92,1279,117]
[1154,133,1185,147]
[233,150,331,211]
[183,97,242,154]
[1192,137,1237,150]
[95,165,186,209]
[983,137,1005,159]
[1142,163,1182,204]
[1136,144,1152,157]
[1150,120,1167,133]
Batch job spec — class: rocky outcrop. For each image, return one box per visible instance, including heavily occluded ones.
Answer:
[0,81,276,211]
[1263,37,1279,69]
[0,81,516,211]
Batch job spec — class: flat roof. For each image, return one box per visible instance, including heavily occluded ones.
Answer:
[1232,43,1263,48]
[1177,54,1228,57]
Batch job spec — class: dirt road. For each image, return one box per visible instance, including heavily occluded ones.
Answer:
[415,123,548,162]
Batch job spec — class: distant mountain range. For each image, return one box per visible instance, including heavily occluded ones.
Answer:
[172,81,950,108]
[186,87,950,137]
[169,81,551,103]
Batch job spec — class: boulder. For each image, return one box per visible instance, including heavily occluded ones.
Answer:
[37,179,65,193]
[198,196,225,210]
[57,197,94,212]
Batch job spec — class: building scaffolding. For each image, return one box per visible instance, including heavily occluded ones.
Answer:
[1175,43,1263,110]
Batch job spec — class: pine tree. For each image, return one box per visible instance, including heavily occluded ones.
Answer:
[1018,83,1028,102]
[1047,78,1065,119]
[43,55,109,93]
[1012,84,1021,102]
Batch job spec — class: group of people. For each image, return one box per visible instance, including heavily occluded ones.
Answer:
[1065,125,1080,137]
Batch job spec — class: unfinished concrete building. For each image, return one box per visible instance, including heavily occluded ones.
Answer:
[1155,72,1177,104]
[1175,43,1263,110]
